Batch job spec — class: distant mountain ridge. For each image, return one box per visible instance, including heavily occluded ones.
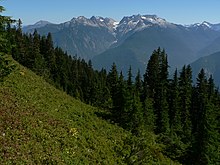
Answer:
[23,14,220,75]
[23,20,53,32]
[190,51,220,86]
[188,21,220,31]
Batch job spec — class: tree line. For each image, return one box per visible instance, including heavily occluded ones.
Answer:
[2,17,220,164]
[0,5,15,82]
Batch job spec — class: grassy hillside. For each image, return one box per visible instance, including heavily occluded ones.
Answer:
[0,57,179,164]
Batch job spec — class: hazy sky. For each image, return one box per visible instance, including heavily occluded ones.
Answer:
[2,0,220,25]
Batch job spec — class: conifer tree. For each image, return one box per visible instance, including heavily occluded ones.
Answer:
[157,49,170,134]
[134,69,142,96]
[130,94,144,136]
[127,66,133,91]
[116,71,127,126]
[45,33,56,80]
[0,5,15,82]
[143,97,155,132]
[192,69,219,165]
[32,30,45,74]
[169,69,182,135]
[0,5,14,53]
[95,68,112,108]
[107,63,120,120]
[123,68,134,129]
[143,48,160,99]
[143,48,170,134]
[179,65,192,143]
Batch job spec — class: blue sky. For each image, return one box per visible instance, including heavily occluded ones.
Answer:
[1,0,220,25]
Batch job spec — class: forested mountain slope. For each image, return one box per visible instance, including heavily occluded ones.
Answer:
[0,57,177,164]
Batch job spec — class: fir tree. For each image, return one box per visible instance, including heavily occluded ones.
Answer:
[192,69,220,165]
[158,49,170,134]
[32,30,45,74]
[134,69,142,97]
[0,5,14,53]
[143,48,160,99]
[143,97,155,132]
[179,65,192,143]
[121,69,134,129]
[0,5,15,82]
[143,48,170,134]
[107,63,120,120]
[130,94,144,136]
[169,69,182,136]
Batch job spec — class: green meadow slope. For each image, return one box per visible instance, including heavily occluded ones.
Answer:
[0,57,179,164]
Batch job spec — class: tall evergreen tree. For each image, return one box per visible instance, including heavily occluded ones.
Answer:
[143,97,155,132]
[45,33,56,80]
[107,63,119,109]
[169,69,182,136]
[157,49,170,134]
[127,66,133,92]
[0,5,14,53]
[32,30,45,74]
[179,65,192,143]
[143,48,170,134]
[143,48,160,99]
[130,94,144,136]
[0,5,15,82]
[191,69,220,165]
[117,71,127,126]
[123,68,134,129]
[134,69,142,96]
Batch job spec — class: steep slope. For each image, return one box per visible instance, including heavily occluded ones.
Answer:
[190,51,220,85]
[0,57,178,164]
[196,36,220,58]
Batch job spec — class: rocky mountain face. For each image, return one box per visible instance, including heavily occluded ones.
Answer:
[24,14,220,75]
[92,15,220,74]
[23,16,118,60]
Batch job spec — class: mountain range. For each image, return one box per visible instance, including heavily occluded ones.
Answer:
[23,14,220,77]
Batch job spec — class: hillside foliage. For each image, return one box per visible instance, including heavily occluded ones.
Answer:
[1,5,220,164]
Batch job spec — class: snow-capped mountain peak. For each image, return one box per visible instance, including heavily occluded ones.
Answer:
[187,21,220,31]
[116,14,173,36]
[202,21,212,28]
[69,16,117,32]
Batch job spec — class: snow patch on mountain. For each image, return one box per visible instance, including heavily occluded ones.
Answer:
[67,16,117,33]
[116,14,174,36]
[187,21,220,31]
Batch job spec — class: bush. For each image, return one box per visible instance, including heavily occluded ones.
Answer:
[0,53,15,82]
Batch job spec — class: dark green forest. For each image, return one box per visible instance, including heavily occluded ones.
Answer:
[1,6,220,165]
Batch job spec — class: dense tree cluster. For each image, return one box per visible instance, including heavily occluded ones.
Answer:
[2,18,220,164]
[0,5,15,82]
